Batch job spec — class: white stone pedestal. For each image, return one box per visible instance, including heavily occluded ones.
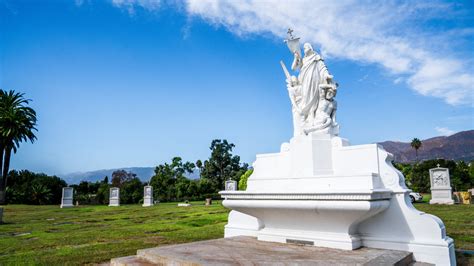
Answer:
[109,187,120,207]
[220,132,455,266]
[142,186,154,207]
[60,187,74,208]
[429,167,454,205]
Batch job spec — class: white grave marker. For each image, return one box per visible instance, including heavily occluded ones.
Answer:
[429,164,454,205]
[142,185,154,207]
[60,187,74,208]
[109,187,120,207]
[225,180,237,191]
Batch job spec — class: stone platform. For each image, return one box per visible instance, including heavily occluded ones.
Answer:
[109,236,420,265]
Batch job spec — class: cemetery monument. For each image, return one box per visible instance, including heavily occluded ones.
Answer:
[219,30,455,265]
[60,187,74,208]
[429,165,454,205]
[225,180,237,191]
[109,187,120,207]
[142,185,154,207]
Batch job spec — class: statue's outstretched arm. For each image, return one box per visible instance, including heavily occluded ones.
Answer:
[291,52,301,71]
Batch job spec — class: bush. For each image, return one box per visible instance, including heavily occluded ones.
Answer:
[238,169,253,190]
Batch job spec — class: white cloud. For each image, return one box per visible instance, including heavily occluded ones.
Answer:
[183,0,473,105]
[112,0,161,15]
[435,127,455,136]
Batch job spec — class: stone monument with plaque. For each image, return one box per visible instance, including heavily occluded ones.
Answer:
[225,180,237,191]
[219,30,455,265]
[109,187,120,207]
[142,185,154,207]
[60,187,74,208]
[429,165,454,205]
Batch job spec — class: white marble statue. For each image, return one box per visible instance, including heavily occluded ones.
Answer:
[282,31,337,136]
[220,29,456,266]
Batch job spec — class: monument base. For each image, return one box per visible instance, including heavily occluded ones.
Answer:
[60,199,73,208]
[430,199,455,205]
[430,188,454,205]
[109,236,416,266]
[142,197,153,207]
[109,199,120,207]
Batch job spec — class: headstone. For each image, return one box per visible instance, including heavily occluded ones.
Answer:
[429,165,454,204]
[459,192,471,204]
[217,30,455,266]
[178,203,191,207]
[60,187,74,208]
[109,187,120,207]
[225,180,237,191]
[142,185,154,207]
[75,200,79,206]
[0,207,3,224]
[205,198,212,206]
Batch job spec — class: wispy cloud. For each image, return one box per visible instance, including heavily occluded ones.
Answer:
[111,0,161,15]
[182,0,473,105]
[435,126,455,136]
[110,0,474,105]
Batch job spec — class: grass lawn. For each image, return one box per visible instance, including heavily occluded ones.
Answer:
[0,199,472,265]
[0,202,228,265]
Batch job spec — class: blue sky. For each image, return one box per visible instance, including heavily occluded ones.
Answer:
[1,0,473,176]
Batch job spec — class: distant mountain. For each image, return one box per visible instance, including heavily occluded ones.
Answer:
[63,167,201,185]
[378,130,474,163]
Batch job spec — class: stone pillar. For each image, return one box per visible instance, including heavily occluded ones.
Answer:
[142,185,154,207]
[109,187,120,207]
[225,180,237,191]
[60,187,74,208]
[429,165,454,204]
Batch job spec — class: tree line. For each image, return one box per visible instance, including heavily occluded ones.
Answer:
[3,139,249,205]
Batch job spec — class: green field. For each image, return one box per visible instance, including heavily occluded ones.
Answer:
[0,201,472,265]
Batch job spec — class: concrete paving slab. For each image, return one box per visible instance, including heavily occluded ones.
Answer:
[109,236,414,265]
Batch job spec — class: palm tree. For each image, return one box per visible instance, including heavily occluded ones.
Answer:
[30,183,52,205]
[410,138,422,161]
[0,90,37,205]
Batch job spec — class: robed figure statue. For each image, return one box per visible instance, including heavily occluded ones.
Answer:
[282,30,338,136]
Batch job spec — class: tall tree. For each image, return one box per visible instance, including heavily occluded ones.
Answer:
[200,139,248,191]
[410,138,422,161]
[111,170,136,188]
[0,90,37,204]
[150,157,195,201]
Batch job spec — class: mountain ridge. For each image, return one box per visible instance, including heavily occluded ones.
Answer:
[378,130,473,163]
